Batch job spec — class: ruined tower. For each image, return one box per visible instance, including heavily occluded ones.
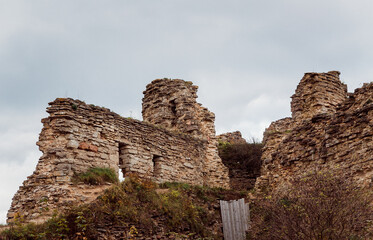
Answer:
[291,71,347,121]
[142,79,216,138]
[142,79,230,188]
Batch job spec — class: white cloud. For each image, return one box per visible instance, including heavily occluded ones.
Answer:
[0,112,41,160]
[245,94,290,116]
[0,150,40,224]
[215,93,290,141]
[216,119,271,142]
[0,112,43,223]
[192,70,293,141]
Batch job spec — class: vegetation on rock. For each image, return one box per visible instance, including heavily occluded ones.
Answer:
[218,140,263,190]
[218,141,262,173]
[2,170,371,239]
[72,167,118,185]
[1,175,246,239]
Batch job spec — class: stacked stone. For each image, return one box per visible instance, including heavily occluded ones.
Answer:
[217,131,247,144]
[291,71,347,122]
[256,72,373,194]
[143,79,203,137]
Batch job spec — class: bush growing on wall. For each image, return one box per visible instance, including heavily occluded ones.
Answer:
[249,170,373,240]
[72,167,118,185]
[218,141,262,175]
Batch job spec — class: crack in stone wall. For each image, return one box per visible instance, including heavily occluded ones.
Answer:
[256,71,373,193]
[8,79,229,224]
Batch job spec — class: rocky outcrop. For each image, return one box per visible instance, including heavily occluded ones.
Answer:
[256,71,373,193]
[8,79,229,224]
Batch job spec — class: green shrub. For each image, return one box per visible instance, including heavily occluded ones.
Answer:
[72,167,118,185]
[159,181,191,190]
[1,223,43,239]
[70,103,78,110]
[218,141,262,176]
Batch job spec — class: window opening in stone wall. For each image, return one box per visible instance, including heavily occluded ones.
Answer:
[170,100,177,127]
[170,100,177,115]
[152,155,162,177]
[118,143,130,181]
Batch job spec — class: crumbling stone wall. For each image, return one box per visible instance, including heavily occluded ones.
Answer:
[291,71,347,121]
[256,71,373,193]
[142,79,229,188]
[8,79,229,223]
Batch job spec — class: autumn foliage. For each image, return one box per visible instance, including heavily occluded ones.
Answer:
[249,170,373,240]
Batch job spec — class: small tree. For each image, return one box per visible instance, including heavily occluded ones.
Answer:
[250,170,373,240]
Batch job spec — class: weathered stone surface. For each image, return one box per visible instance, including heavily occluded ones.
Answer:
[142,78,229,188]
[8,79,229,224]
[217,131,247,145]
[255,71,373,194]
[291,71,347,121]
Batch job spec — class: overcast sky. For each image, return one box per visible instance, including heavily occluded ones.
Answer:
[1,0,373,224]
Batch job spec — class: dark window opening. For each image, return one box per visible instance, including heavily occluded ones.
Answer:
[170,100,177,115]
[152,155,162,177]
[118,143,129,180]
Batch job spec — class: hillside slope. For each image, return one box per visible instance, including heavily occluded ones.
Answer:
[1,175,247,239]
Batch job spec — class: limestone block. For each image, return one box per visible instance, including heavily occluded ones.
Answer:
[183,162,194,169]
[66,140,79,149]
[56,176,70,182]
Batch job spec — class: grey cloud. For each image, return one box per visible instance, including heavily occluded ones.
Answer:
[1,0,373,223]
[0,153,40,224]
[0,112,42,163]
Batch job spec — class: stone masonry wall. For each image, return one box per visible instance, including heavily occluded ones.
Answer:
[8,79,229,223]
[291,71,347,121]
[256,71,373,194]
[142,79,229,188]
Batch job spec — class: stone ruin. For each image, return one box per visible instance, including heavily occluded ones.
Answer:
[7,79,230,224]
[255,71,373,193]
[7,71,373,224]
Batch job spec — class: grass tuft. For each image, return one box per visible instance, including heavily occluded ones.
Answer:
[72,167,118,185]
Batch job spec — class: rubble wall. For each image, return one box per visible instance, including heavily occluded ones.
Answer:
[256,71,373,193]
[8,79,229,223]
